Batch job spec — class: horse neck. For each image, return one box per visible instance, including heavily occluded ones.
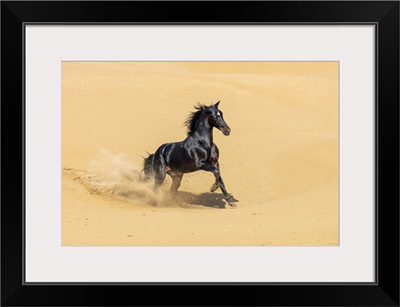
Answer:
[193,113,213,146]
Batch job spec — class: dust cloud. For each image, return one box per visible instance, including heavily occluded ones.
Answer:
[63,149,165,206]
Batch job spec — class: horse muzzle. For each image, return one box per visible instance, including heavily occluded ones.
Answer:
[220,126,231,136]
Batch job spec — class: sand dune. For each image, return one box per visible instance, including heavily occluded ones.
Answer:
[62,62,338,246]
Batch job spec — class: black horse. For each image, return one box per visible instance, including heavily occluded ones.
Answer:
[143,101,237,207]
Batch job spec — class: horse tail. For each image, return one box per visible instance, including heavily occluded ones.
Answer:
[143,153,155,180]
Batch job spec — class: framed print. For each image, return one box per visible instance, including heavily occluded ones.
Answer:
[2,1,399,306]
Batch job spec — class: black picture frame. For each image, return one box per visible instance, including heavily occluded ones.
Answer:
[1,1,399,306]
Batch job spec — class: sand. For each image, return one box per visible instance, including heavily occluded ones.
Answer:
[62,62,339,246]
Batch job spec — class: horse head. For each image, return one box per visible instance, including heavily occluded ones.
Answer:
[204,101,231,136]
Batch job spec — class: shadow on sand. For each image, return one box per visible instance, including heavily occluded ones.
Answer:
[175,191,227,209]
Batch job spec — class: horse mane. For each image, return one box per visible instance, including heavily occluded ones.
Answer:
[184,103,206,136]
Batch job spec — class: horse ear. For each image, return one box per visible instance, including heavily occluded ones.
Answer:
[215,101,220,108]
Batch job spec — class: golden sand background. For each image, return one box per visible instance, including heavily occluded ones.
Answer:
[62,62,338,246]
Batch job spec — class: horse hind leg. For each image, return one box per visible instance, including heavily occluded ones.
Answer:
[167,171,183,198]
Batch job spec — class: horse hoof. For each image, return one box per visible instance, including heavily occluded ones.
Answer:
[228,202,237,207]
[210,184,219,192]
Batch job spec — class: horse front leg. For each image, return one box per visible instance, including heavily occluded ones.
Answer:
[210,165,222,194]
[209,162,220,192]
[200,163,237,207]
